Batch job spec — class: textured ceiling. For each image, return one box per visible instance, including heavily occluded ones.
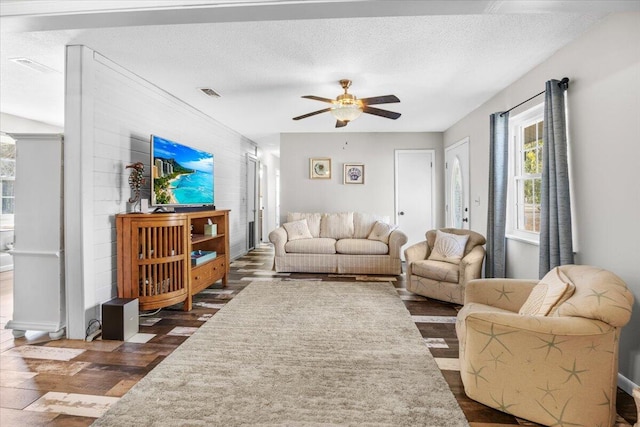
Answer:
[1,1,638,156]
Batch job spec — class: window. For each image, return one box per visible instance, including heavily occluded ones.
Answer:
[1,134,16,230]
[507,104,543,243]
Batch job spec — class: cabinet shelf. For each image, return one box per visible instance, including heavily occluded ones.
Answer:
[138,254,185,265]
[191,233,224,244]
[117,209,230,311]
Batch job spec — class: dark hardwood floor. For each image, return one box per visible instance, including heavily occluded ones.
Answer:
[1,244,637,426]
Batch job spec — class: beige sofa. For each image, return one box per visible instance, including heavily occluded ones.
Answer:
[269,212,407,275]
[456,264,634,427]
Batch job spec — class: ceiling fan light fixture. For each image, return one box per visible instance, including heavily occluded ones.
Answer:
[331,100,363,122]
[293,79,400,126]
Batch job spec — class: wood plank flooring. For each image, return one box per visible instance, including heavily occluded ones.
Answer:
[1,245,637,426]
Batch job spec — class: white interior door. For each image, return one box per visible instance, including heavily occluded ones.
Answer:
[395,149,435,258]
[259,163,267,242]
[247,154,258,251]
[445,137,470,229]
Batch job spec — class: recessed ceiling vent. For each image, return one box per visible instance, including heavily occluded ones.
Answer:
[9,57,59,74]
[199,87,221,98]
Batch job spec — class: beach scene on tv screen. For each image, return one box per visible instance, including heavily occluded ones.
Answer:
[152,136,214,206]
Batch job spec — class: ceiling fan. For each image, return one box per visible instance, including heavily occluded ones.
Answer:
[292,79,401,128]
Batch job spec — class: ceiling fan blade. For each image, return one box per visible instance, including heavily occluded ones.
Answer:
[335,120,348,128]
[292,107,332,121]
[363,106,401,120]
[359,95,400,105]
[302,95,336,104]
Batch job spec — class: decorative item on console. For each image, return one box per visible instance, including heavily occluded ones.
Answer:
[204,218,217,236]
[126,162,145,211]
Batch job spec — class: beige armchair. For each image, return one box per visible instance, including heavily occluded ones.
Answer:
[404,228,486,304]
[456,264,634,427]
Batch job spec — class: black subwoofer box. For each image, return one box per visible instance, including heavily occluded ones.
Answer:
[102,298,138,341]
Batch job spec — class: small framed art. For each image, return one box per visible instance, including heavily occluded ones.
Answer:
[310,158,331,179]
[344,163,364,184]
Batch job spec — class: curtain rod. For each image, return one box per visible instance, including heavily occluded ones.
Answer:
[500,77,569,117]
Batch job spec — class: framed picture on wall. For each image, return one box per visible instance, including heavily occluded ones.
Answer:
[344,163,364,184]
[310,158,331,179]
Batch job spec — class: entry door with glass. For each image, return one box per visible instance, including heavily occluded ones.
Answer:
[445,137,470,229]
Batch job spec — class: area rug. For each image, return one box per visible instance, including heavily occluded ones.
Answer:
[92,281,469,426]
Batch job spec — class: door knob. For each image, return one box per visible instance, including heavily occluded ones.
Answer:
[462,218,468,222]
[398,211,405,216]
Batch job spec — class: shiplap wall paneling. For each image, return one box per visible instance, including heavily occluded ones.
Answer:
[64,46,256,339]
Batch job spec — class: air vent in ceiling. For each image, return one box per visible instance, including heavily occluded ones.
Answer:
[9,57,59,74]
[199,87,221,98]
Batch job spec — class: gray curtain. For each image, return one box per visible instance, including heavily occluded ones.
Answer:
[539,79,574,278]
[485,112,509,278]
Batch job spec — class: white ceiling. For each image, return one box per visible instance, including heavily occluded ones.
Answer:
[2,1,639,156]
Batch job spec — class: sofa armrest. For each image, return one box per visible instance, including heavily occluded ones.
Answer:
[268,227,288,257]
[462,310,613,337]
[404,240,429,277]
[404,241,429,264]
[388,229,408,259]
[459,246,486,287]
[465,278,538,312]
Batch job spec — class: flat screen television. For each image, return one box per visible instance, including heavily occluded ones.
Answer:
[150,135,214,208]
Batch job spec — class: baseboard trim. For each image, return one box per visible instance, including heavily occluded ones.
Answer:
[618,372,639,395]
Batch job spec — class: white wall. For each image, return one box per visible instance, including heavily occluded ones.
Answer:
[64,45,257,339]
[279,132,444,224]
[444,13,640,386]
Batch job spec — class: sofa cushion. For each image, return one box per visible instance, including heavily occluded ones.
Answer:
[336,238,389,255]
[428,230,469,265]
[367,221,398,244]
[411,259,459,283]
[518,267,575,316]
[320,212,354,239]
[285,238,337,254]
[353,213,391,238]
[287,213,322,237]
[282,219,313,241]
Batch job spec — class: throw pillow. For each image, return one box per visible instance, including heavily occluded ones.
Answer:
[282,219,313,241]
[319,212,354,239]
[518,267,575,316]
[287,212,322,237]
[542,268,576,315]
[353,213,390,238]
[367,221,398,244]
[518,284,549,316]
[428,230,469,265]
